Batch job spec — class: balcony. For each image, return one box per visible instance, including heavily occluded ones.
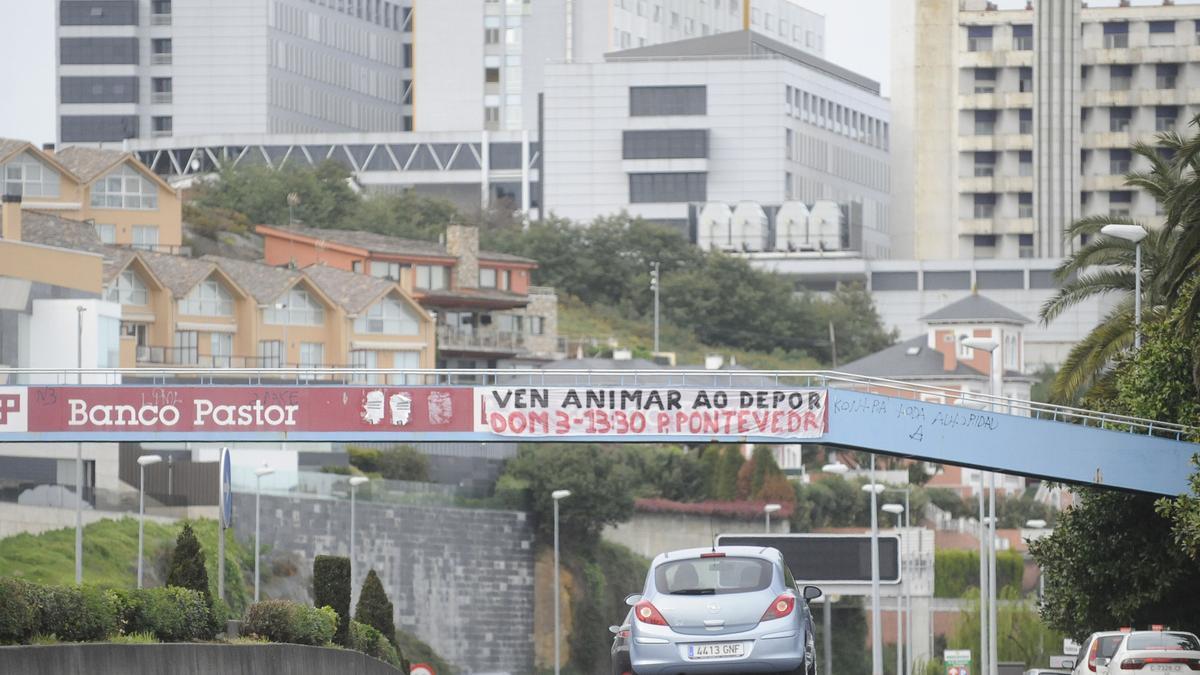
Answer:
[151,13,171,25]
[152,53,172,65]
[137,346,273,368]
[152,92,172,104]
[437,325,525,355]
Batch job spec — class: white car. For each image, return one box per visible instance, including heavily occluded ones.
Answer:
[1103,630,1200,674]
[1072,631,1129,675]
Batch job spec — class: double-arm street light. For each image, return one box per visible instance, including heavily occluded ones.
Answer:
[1100,223,1149,349]
[882,503,906,675]
[862,465,886,675]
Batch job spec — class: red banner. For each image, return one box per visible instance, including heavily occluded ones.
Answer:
[24,386,474,433]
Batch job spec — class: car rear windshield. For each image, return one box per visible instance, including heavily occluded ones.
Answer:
[1091,636,1124,662]
[654,556,773,596]
[1127,633,1200,651]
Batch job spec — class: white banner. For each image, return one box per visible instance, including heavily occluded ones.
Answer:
[474,387,827,438]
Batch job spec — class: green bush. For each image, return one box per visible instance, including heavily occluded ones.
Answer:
[243,600,337,646]
[395,629,454,675]
[347,445,430,482]
[354,570,395,647]
[312,556,351,645]
[0,577,38,643]
[349,620,403,669]
[113,587,214,642]
[30,584,118,642]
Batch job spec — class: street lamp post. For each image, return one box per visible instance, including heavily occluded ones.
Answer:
[1100,224,1149,349]
[275,302,289,368]
[1026,519,1048,602]
[763,503,782,532]
[883,503,905,675]
[136,454,162,589]
[882,487,912,675]
[962,336,999,675]
[74,304,87,585]
[253,464,275,603]
[650,261,660,353]
[348,476,369,604]
[862,467,886,675]
[551,489,572,675]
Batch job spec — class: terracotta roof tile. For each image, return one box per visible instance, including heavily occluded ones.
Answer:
[301,263,395,314]
[53,146,128,183]
[201,255,300,304]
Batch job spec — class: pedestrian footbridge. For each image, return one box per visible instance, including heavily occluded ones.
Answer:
[0,368,1193,495]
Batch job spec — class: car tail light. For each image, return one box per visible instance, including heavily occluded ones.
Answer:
[761,593,796,621]
[1119,658,1200,670]
[700,552,726,558]
[634,600,669,626]
[1088,639,1101,672]
[618,629,630,639]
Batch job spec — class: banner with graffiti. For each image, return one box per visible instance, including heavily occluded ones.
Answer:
[474,387,828,438]
[11,386,474,434]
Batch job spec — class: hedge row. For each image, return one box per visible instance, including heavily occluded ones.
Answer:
[934,549,1024,598]
[0,578,212,644]
[243,600,337,646]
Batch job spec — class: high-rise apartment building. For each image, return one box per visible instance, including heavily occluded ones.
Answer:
[56,0,413,144]
[543,31,892,256]
[414,0,824,133]
[891,0,1200,260]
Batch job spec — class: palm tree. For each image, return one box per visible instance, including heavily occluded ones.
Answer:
[1040,139,1181,402]
[1155,118,1200,387]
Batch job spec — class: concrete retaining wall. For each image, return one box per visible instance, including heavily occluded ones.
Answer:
[0,504,176,539]
[233,492,534,674]
[603,511,791,560]
[0,643,401,675]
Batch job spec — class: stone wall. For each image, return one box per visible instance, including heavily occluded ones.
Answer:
[445,225,479,290]
[0,643,401,675]
[602,510,792,560]
[233,493,534,674]
[513,286,562,359]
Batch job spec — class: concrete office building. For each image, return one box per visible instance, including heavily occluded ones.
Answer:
[542,31,893,256]
[413,0,825,133]
[891,0,1200,260]
[56,0,413,144]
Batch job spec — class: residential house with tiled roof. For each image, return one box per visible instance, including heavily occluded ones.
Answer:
[0,138,182,252]
[840,292,1034,497]
[258,222,562,368]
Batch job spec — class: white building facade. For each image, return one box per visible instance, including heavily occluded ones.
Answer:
[542,32,892,255]
[891,0,1200,260]
[56,0,413,144]
[412,0,825,134]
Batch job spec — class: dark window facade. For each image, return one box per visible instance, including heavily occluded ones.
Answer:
[59,0,137,26]
[622,129,708,159]
[60,76,139,104]
[977,270,1024,290]
[628,172,706,203]
[60,37,139,64]
[630,86,706,116]
[60,115,139,142]
[923,271,971,291]
[488,143,522,170]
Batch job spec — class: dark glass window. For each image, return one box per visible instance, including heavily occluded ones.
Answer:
[977,270,1024,290]
[60,76,139,104]
[1149,20,1176,33]
[622,130,708,159]
[59,1,137,26]
[59,37,139,64]
[630,86,707,116]
[60,115,139,142]
[628,172,707,203]
[924,271,971,290]
[871,272,918,291]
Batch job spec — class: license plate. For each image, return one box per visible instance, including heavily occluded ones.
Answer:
[1147,666,1183,672]
[687,642,745,660]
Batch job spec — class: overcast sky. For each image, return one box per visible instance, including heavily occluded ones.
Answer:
[0,0,1191,146]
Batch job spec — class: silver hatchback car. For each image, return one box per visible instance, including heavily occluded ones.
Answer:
[627,546,821,675]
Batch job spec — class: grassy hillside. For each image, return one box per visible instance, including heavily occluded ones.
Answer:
[557,295,823,371]
[0,517,255,613]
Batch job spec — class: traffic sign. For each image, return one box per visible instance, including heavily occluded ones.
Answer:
[220,447,232,528]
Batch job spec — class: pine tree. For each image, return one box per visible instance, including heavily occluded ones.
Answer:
[354,569,396,646]
[748,446,782,498]
[167,523,211,603]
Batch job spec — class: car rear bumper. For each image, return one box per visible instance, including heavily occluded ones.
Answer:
[630,630,804,674]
